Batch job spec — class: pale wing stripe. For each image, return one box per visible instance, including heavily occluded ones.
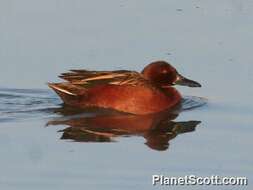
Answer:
[80,73,127,82]
[51,85,77,96]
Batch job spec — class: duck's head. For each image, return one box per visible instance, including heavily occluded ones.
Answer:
[142,61,201,88]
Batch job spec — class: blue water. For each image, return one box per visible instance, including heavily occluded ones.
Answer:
[0,0,253,189]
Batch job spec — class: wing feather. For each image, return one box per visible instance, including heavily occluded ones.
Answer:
[59,70,149,87]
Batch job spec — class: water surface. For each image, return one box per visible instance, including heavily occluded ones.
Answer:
[0,0,253,189]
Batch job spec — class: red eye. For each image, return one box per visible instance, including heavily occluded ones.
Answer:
[161,69,167,74]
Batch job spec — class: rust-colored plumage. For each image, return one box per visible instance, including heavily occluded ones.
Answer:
[48,61,201,114]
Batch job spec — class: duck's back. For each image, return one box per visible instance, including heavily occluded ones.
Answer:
[49,69,181,114]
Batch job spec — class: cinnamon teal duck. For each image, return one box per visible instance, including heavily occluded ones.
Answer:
[48,61,201,115]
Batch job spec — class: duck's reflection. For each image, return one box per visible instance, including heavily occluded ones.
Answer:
[47,106,201,151]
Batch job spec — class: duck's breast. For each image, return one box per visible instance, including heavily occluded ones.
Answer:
[83,84,181,114]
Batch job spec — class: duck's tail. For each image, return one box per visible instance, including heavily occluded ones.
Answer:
[48,83,86,105]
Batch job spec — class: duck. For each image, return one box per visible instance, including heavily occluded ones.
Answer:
[48,61,201,115]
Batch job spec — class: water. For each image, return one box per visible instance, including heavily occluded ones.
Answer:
[0,88,205,148]
[0,0,253,189]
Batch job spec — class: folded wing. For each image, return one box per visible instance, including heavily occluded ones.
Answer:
[59,69,149,87]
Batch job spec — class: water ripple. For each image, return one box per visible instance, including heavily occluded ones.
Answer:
[0,88,206,123]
